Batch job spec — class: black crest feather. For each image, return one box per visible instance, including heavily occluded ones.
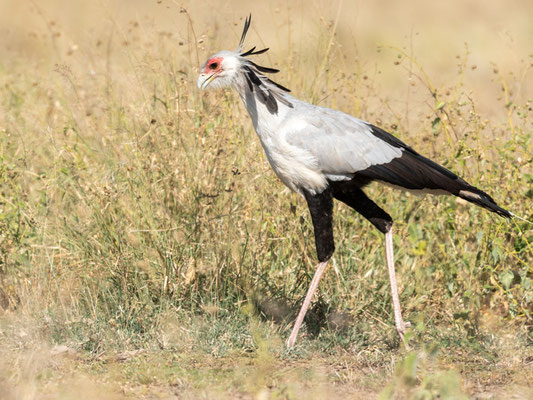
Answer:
[238,15,293,113]
[238,14,252,51]
[248,60,279,74]
[241,47,270,57]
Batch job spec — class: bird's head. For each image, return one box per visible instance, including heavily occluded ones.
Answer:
[197,15,283,92]
[197,50,241,90]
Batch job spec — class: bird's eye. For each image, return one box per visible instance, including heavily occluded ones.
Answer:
[209,62,218,70]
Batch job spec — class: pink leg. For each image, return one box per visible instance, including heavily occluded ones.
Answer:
[286,260,329,348]
[385,228,410,341]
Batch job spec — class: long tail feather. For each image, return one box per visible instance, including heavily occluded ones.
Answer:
[509,212,533,224]
[456,186,511,218]
[357,147,511,218]
[358,124,512,218]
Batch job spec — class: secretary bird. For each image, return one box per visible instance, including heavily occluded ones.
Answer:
[197,15,511,348]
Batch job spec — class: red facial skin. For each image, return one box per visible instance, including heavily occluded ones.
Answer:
[203,56,224,74]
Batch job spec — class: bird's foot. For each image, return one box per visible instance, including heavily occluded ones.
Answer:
[395,320,411,349]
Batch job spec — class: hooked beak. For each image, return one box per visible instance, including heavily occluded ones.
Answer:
[197,71,221,90]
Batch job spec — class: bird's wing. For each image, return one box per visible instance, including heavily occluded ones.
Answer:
[281,104,510,217]
[283,106,404,180]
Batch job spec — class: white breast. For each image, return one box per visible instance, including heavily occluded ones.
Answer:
[258,133,328,195]
[243,94,327,195]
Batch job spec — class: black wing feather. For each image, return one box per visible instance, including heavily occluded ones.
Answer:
[354,124,510,217]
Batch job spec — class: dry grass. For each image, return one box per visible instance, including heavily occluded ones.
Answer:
[0,0,532,398]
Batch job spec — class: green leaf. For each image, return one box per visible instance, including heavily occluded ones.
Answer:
[412,240,427,256]
[432,117,441,136]
[500,270,514,290]
[401,352,418,386]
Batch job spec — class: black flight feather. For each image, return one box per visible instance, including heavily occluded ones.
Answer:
[353,124,511,218]
[368,124,457,180]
